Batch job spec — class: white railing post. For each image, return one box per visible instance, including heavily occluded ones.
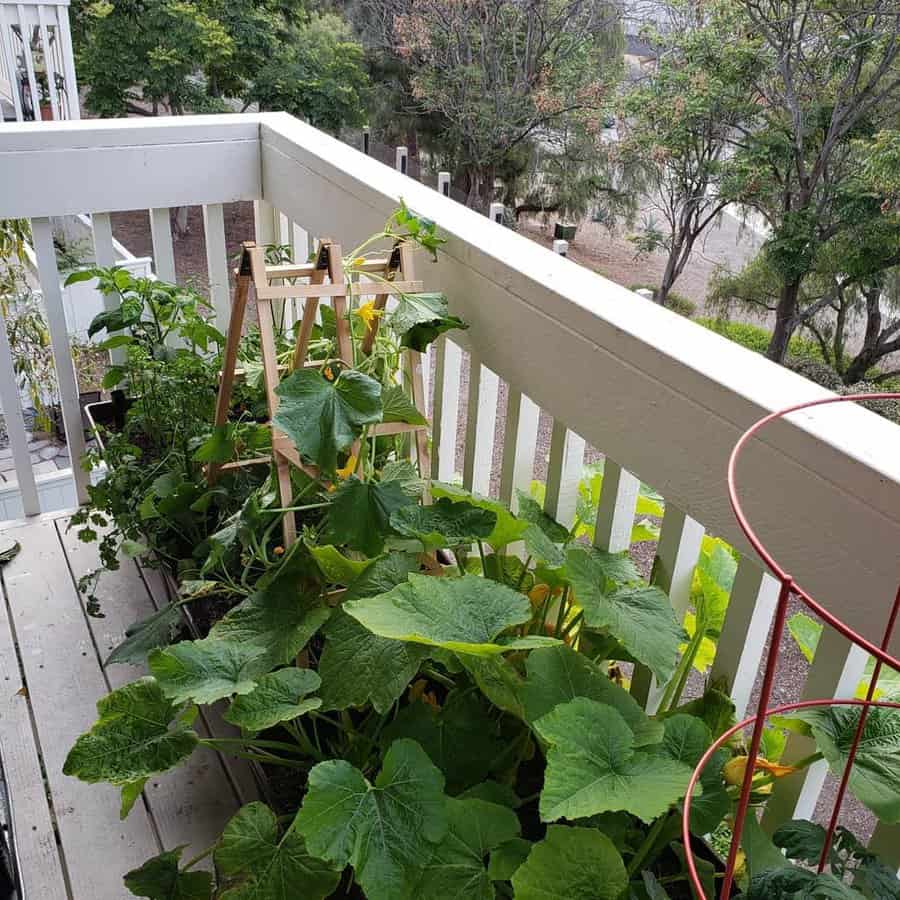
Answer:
[395,146,408,175]
[498,388,539,512]
[552,239,569,257]
[362,125,370,156]
[55,0,79,118]
[31,216,89,504]
[437,172,451,198]
[202,204,230,332]
[0,307,40,515]
[489,202,504,225]
[149,208,176,283]
[89,211,127,365]
[0,5,23,120]
[462,355,499,495]
[593,462,639,553]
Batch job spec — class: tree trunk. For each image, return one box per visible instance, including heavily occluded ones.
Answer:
[766,280,801,362]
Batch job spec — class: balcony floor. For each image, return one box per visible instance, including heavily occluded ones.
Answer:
[0,512,257,899]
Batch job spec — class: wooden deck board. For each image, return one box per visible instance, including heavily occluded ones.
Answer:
[57,519,247,868]
[1,517,161,898]
[0,570,69,900]
[0,513,258,898]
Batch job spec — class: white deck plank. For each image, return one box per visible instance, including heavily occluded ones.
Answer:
[57,520,246,862]
[0,569,69,900]
[1,518,160,898]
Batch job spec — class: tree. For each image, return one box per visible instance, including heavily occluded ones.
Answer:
[722,0,900,362]
[72,0,370,131]
[618,0,759,307]
[360,0,623,209]
[247,14,370,133]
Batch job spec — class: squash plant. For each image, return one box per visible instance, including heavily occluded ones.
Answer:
[63,210,900,899]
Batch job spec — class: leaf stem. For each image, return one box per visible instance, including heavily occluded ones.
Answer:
[627,811,671,877]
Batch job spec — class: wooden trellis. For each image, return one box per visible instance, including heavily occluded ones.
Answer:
[208,238,432,547]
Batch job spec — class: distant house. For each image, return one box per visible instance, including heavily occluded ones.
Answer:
[624,33,658,76]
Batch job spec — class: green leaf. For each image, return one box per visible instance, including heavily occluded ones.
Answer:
[149,639,269,705]
[432,482,528,548]
[209,579,331,671]
[534,698,695,823]
[566,546,684,682]
[124,846,212,899]
[342,551,421,603]
[742,812,791,880]
[107,603,185,667]
[121,778,148,818]
[216,802,340,900]
[658,714,729,834]
[788,612,821,664]
[102,365,128,389]
[488,838,532,882]
[345,573,554,655]
[787,705,900,822]
[325,476,414,557]
[389,497,496,551]
[519,645,663,747]
[665,687,736,739]
[381,383,427,425]
[318,611,429,714]
[746,867,865,900]
[511,825,628,900]
[515,491,569,543]
[63,677,197,792]
[294,739,448,899]
[389,292,467,351]
[192,424,236,464]
[457,654,527,719]
[309,544,372,585]
[411,797,520,899]
[381,690,508,793]
[225,668,322,732]
[273,367,382,473]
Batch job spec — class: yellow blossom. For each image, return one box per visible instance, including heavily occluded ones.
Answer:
[335,455,357,480]
[723,755,796,794]
[355,300,383,329]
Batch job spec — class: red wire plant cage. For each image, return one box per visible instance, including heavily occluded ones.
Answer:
[682,393,900,899]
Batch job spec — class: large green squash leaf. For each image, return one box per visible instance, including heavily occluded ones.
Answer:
[325,477,414,557]
[659,714,729,834]
[107,602,185,667]
[309,544,372,585]
[209,580,330,671]
[380,690,508,793]
[224,668,321,732]
[511,825,628,900]
[520,644,663,747]
[432,482,529,548]
[294,739,448,899]
[341,551,420,603]
[410,797,520,899]
[149,639,269,705]
[273,367,382,473]
[124,846,212,899]
[344,573,557,655]
[534,698,695,823]
[787,705,900,822]
[457,654,528,719]
[318,611,429,714]
[388,292,467,352]
[63,678,197,796]
[566,546,684,682]
[389,498,496,551]
[216,802,340,900]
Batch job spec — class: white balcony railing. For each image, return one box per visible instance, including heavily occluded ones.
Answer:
[1,113,899,859]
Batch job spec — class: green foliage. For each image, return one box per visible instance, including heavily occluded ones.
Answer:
[224,668,321,732]
[124,847,212,899]
[247,14,369,133]
[388,292,468,352]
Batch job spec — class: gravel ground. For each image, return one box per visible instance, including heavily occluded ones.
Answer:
[108,201,877,842]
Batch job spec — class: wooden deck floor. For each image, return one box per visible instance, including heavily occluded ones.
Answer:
[0,512,257,899]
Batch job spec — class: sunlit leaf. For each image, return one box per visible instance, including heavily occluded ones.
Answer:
[224,668,321,732]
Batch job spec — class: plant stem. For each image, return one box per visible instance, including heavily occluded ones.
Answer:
[453,550,467,576]
[181,844,215,871]
[659,626,704,714]
[515,556,532,592]
[200,736,304,756]
[477,539,489,578]
[627,812,670,877]
[553,586,570,637]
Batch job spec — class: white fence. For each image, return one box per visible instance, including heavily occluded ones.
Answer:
[1,114,899,856]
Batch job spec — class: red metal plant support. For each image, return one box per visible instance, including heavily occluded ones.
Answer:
[682,393,900,899]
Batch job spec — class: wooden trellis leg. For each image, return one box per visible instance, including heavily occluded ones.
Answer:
[252,244,298,547]
[291,266,327,371]
[207,243,253,486]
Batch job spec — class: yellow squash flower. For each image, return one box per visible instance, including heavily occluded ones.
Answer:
[723,755,797,795]
[335,455,358,480]
[355,300,383,329]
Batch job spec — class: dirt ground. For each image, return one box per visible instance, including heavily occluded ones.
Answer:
[108,199,874,839]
